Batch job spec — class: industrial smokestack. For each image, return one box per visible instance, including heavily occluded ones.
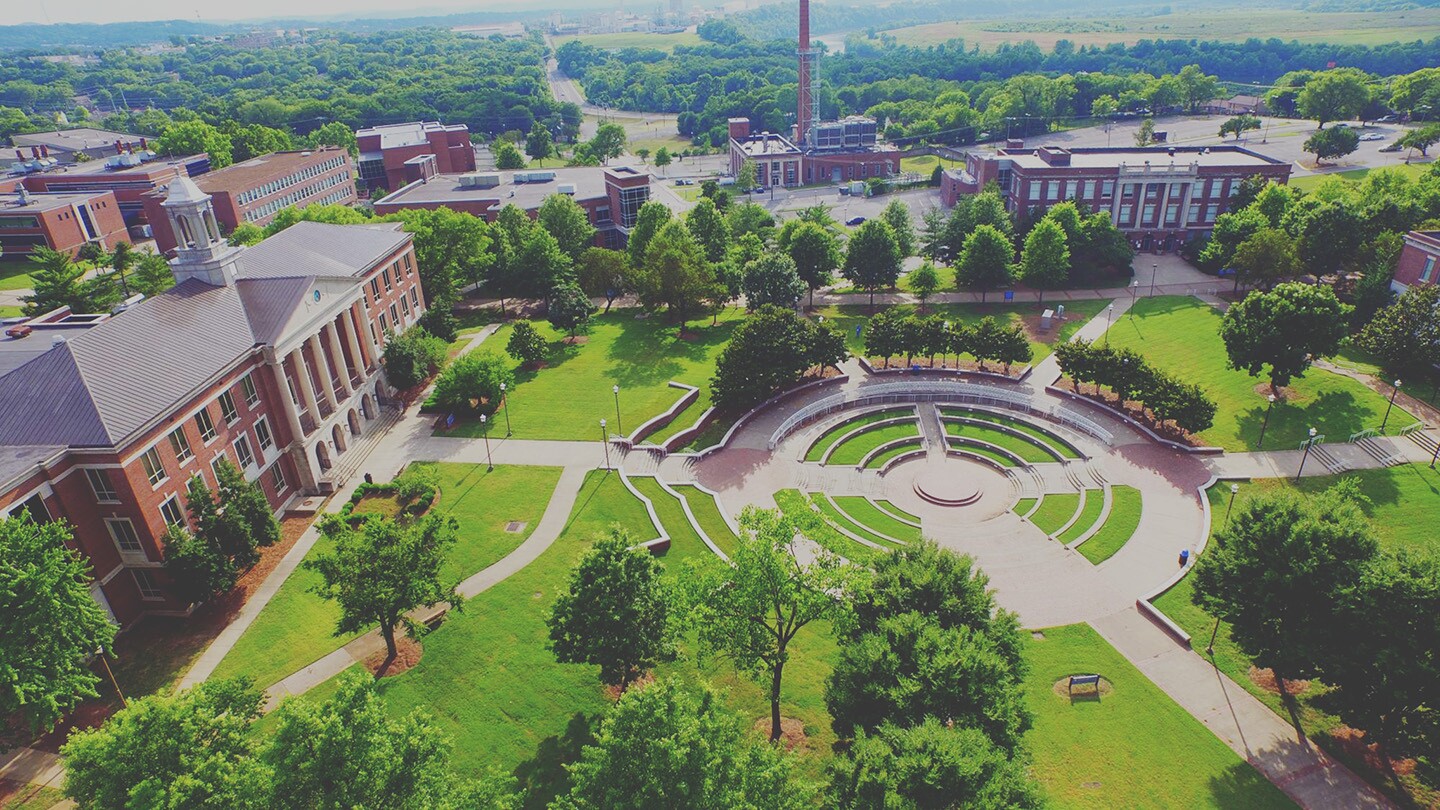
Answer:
[797,0,814,147]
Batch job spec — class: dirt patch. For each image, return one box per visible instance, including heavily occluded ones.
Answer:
[752,715,810,752]
[1248,666,1310,696]
[561,335,589,345]
[1328,726,1417,778]
[1055,378,1203,446]
[1052,676,1114,699]
[364,636,423,678]
[866,355,1026,379]
[602,671,656,702]
[1251,382,1297,401]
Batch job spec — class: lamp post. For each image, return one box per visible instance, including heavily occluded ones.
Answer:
[1129,280,1138,316]
[97,646,126,708]
[500,382,512,437]
[1225,482,1239,526]
[1295,427,1318,481]
[1380,379,1402,432]
[612,384,622,438]
[1258,393,1276,449]
[600,418,611,469]
[1104,303,1114,345]
[1150,262,1158,297]
[480,414,493,472]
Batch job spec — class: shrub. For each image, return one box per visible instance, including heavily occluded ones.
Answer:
[382,327,448,390]
[431,349,515,416]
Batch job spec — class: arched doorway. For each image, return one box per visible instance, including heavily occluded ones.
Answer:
[331,424,348,454]
[361,393,375,420]
[316,441,332,472]
[348,409,362,436]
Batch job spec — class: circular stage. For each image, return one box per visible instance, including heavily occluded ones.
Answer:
[914,470,984,506]
[882,455,1013,522]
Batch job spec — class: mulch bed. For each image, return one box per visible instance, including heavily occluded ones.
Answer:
[869,356,1026,379]
[364,636,423,678]
[1054,378,1204,447]
[1328,726,1418,779]
[1247,666,1310,697]
[751,716,810,753]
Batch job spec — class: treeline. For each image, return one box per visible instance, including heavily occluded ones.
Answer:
[864,310,1034,372]
[1055,339,1218,435]
[0,29,579,141]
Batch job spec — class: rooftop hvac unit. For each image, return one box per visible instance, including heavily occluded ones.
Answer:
[458,174,478,187]
[558,183,576,195]
[474,173,501,188]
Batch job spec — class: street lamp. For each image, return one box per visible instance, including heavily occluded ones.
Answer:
[1380,379,1402,432]
[1150,262,1158,297]
[1295,427,1318,481]
[1258,393,1276,449]
[1104,303,1114,345]
[1129,280,1138,315]
[1225,482,1240,526]
[97,646,126,708]
[600,418,611,469]
[500,383,512,437]
[613,384,623,438]
[480,414,493,472]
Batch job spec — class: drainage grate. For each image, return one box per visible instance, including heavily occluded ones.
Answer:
[1031,631,1046,640]
[505,521,527,533]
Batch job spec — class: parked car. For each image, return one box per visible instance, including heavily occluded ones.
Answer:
[1376,114,1398,123]
[1379,142,1403,152]
[1359,133,1385,141]
[845,216,866,226]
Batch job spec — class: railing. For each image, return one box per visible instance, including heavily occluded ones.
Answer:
[1399,421,1424,437]
[1349,428,1378,442]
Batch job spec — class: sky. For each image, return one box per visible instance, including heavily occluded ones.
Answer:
[11,0,543,26]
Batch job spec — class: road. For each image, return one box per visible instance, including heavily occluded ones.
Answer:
[544,52,678,142]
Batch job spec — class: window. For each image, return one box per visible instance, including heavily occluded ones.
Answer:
[1119,205,1133,224]
[106,518,142,553]
[168,427,193,463]
[1165,204,1180,226]
[1027,180,1040,199]
[1169,182,1184,195]
[269,462,288,492]
[379,313,389,334]
[383,268,393,291]
[1081,180,1096,198]
[159,495,185,527]
[132,569,163,600]
[1064,180,1078,199]
[1422,256,1437,283]
[141,447,167,486]
[87,468,118,502]
[400,295,410,316]
[405,254,413,275]
[1142,204,1157,226]
[211,454,228,480]
[1187,204,1201,225]
[218,392,239,425]
[1101,180,1115,198]
[389,303,399,325]
[195,408,217,442]
[255,417,274,452]
[234,434,255,469]
[240,373,259,406]
[410,288,419,308]
[370,277,381,302]
[1205,204,1219,223]
[1046,182,1059,201]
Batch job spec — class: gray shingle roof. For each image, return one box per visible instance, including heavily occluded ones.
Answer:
[233,221,408,280]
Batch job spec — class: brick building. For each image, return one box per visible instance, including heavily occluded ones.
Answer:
[141,148,355,253]
[726,117,899,188]
[16,152,211,236]
[941,144,1291,252]
[1393,230,1440,292]
[12,128,149,164]
[355,121,475,194]
[0,188,128,257]
[0,178,425,627]
[373,166,651,249]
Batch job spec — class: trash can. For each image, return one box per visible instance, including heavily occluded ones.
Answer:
[364,473,373,485]
[1178,548,1190,567]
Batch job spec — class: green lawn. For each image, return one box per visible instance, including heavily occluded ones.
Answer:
[831,496,922,543]
[867,440,926,469]
[873,499,921,524]
[444,309,743,441]
[1077,486,1143,564]
[627,476,710,567]
[1024,623,1295,809]
[820,298,1112,364]
[640,393,705,446]
[0,258,34,292]
[671,484,740,558]
[948,441,1018,468]
[1106,296,1415,451]
[1289,162,1430,192]
[211,464,561,689]
[942,407,1083,459]
[775,489,880,564]
[812,494,902,547]
[805,409,914,462]
[1,783,67,810]
[825,421,921,466]
[1153,467,1440,804]
[1015,497,1038,517]
[1056,488,1107,545]
[945,420,1057,463]
[1030,492,1082,536]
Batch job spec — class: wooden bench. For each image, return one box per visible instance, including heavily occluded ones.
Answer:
[1068,673,1101,696]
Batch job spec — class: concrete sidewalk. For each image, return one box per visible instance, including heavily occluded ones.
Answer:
[1091,608,1393,809]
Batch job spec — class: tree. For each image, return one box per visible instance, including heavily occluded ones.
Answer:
[865,308,906,367]
[387,207,492,300]
[62,678,270,810]
[1091,94,1120,119]
[383,326,449,389]
[954,224,1014,303]
[492,139,526,169]
[156,119,234,167]
[826,719,1043,810]
[1192,483,1378,688]
[107,240,135,298]
[908,261,940,311]
[1219,282,1351,391]
[1303,126,1360,165]
[307,513,463,668]
[1297,68,1371,127]
[162,524,238,607]
[537,193,597,264]
[681,506,856,741]
[266,669,487,810]
[131,248,176,297]
[216,458,280,551]
[626,201,672,268]
[685,197,731,264]
[589,123,627,163]
[186,474,257,575]
[711,305,845,409]
[1230,228,1298,290]
[1395,122,1440,157]
[22,246,85,316]
[228,123,295,162]
[843,219,903,310]
[547,527,676,691]
[742,254,807,310]
[1134,117,1156,147]
[304,121,358,155]
[1176,64,1222,113]
[780,219,843,308]
[0,515,117,732]
[1356,284,1440,375]
[525,121,553,164]
[634,147,650,163]
[505,320,548,368]
[735,160,757,194]
[1017,218,1069,303]
[633,219,716,327]
[556,677,812,810]
[265,203,370,237]
[228,222,265,247]
[1219,114,1262,140]
[431,349,516,416]
[880,199,917,257]
[725,202,775,242]
[918,207,948,261]
[652,147,671,174]
[547,280,596,337]
[577,247,630,312]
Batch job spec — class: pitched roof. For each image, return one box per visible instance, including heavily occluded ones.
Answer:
[233,221,408,280]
